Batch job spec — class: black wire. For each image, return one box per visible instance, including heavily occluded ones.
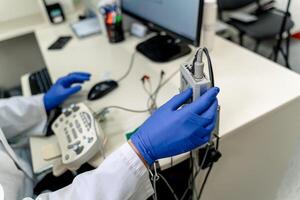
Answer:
[191,48,215,88]
[203,48,215,87]
[191,145,210,185]
[197,163,214,200]
[214,134,220,150]
[196,136,220,200]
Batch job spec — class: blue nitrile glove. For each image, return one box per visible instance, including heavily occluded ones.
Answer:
[44,72,91,112]
[131,87,219,166]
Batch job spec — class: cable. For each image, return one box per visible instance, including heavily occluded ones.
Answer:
[191,145,211,197]
[214,134,220,150]
[141,70,165,114]
[94,105,150,121]
[99,106,149,114]
[153,47,196,95]
[95,67,179,120]
[190,48,217,199]
[203,48,215,87]
[179,145,210,200]
[172,48,216,200]
[106,48,195,118]
[191,48,202,75]
[142,78,158,112]
[197,164,214,200]
[191,47,215,88]
[116,51,137,82]
[180,161,193,200]
[152,162,159,200]
[145,69,178,114]
[157,173,179,200]
[196,135,220,200]
[180,177,192,200]
[158,69,179,90]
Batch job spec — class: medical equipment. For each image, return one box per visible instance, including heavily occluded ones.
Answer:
[180,47,221,200]
[180,48,213,101]
[180,47,220,137]
[51,103,105,171]
[30,103,105,176]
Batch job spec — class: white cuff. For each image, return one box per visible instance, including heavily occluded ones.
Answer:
[108,143,154,200]
[41,143,153,200]
[119,143,149,177]
[25,95,48,136]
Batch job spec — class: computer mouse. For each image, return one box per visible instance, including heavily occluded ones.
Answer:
[88,80,119,101]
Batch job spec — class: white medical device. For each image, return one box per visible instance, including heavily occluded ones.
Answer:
[181,48,213,100]
[180,47,219,136]
[51,103,105,170]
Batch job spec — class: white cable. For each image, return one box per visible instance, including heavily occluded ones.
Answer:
[180,144,211,200]
[152,162,159,200]
[117,51,137,82]
[158,173,179,200]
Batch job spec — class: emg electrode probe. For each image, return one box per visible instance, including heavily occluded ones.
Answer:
[180,47,215,101]
[180,47,219,139]
[180,48,221,200]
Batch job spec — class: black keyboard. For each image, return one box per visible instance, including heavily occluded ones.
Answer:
[29,68,53,95]
[48,36,72,50]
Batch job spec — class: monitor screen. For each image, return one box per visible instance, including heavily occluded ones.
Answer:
[121,0,203,45]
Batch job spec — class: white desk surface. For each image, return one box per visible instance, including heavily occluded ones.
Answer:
[33,23,300,166]
[0,13,47,42]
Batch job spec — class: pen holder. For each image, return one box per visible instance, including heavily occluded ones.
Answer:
[105,22,125,43]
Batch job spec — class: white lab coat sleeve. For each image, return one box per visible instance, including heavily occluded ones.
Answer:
[0,95,47,139]
[36,143,154,200]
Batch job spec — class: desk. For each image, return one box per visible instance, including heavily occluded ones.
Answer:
[27,22,300,200]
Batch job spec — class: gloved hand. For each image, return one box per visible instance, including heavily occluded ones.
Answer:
[44,72,91,112]
[131,87,219,166]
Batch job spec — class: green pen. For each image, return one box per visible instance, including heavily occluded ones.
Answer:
[116,15,122,24]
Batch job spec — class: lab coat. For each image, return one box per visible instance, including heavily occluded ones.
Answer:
[0,95,153,200]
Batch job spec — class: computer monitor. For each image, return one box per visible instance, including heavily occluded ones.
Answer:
[121,0,204,62]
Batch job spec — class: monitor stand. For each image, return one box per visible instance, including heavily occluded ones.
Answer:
[136,34,192,63]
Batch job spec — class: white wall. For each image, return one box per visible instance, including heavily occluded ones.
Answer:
[44,0,76,13]
[0,0,41,22]
[276,0,300,32]
[0,0,76,23]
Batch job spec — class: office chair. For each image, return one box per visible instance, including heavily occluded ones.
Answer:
[218,0,294,69]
